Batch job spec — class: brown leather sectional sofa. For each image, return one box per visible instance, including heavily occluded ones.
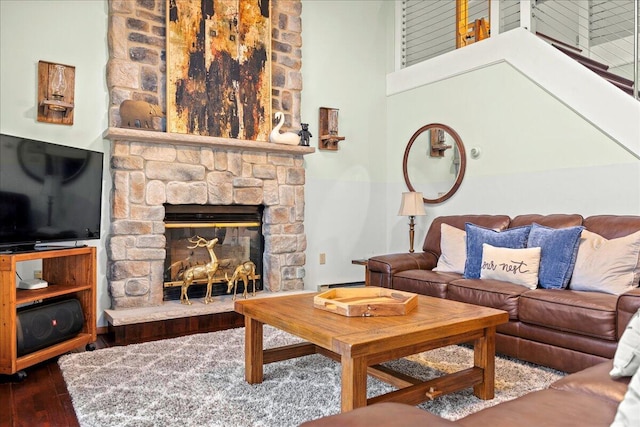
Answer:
[302,360,629,427]
[367,214,640,374]
[303,214,640,426]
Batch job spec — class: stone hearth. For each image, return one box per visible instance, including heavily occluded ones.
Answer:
[105,128,314,309]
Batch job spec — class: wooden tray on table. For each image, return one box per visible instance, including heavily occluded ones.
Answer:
[313,286,418,317]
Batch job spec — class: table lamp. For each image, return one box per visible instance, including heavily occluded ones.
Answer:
[398,191,426,253]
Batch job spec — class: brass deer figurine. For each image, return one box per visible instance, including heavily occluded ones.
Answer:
[225,261,257,300]
[181,236,219,305]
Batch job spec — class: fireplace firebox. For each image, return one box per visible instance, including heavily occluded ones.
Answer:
[163,204,264,301]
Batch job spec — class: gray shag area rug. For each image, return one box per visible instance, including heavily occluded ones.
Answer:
[59,326,564,427]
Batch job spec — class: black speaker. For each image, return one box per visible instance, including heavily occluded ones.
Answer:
[16,299,84,356]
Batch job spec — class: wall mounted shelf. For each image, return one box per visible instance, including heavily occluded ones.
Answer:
[37,61,75,125]
[318,107,345,151]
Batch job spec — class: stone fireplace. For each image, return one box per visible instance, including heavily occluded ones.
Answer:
[104,0,308,310]
[105,129,313,309]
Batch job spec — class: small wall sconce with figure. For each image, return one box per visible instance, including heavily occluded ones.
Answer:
[37,61,75,125]
[318,107,345,150]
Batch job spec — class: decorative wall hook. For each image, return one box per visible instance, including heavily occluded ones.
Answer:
[37,61,75,125]
[318,107,345,151]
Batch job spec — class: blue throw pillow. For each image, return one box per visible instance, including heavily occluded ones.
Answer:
[527,223,584,289]
[463,223,532,279]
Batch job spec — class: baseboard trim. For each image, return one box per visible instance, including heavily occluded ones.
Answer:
[318,281,365,291]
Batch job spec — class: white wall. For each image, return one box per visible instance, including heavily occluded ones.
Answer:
[300,0,392,289]
[0,1,111,326]
[385,60,640,254]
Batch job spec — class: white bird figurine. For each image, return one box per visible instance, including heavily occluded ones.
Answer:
[269,111,301,145]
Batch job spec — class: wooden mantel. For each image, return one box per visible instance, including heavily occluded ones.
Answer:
[103,127,315,156]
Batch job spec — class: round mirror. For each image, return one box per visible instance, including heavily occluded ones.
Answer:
[402,123,466,204]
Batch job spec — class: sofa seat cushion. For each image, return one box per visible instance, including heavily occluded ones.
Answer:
[519,289,617,340]
[550,360,630,404]
[447,278,530,319]
[517,323,617,360]
[300,402,456,427]
[457,388,619,427]
[393,270,460,298]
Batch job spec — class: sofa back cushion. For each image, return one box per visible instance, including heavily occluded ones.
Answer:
[423,215,510,258]
[509,213,584,229]
[584,215,640,240]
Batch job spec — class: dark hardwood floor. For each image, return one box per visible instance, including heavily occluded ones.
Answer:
[1,334,114,427]
[1,311,244,426]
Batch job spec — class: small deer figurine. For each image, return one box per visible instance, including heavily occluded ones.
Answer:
[181,236,219,305]
[225,261,257,300]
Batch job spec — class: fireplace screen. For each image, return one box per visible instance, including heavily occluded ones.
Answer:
[163,205,263,301]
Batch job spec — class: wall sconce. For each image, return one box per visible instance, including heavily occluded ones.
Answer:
[429,128,452,157]
[318,107,345,150]
[398,191,426,253]
[38,60,75,125]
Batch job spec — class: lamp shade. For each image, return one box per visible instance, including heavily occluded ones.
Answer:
[398,192,426,216]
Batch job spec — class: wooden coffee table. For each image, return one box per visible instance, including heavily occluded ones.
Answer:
[234,291,508,412]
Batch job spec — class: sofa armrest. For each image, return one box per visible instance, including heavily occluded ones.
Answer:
[617,287,640,339]
[367,252,437,288]
[300,403,456,427]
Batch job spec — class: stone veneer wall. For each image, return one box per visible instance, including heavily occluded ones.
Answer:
[105,0,306,309]
[108,138,307,308]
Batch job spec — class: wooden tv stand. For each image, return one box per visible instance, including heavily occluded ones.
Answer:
[0,247,96,380]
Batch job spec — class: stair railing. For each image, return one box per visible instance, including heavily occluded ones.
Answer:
[400,0,639,99]
[523,0,638,99]
[635,0,639,100]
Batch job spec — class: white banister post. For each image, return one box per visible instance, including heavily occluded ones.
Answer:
[490,0,500,36]
[635,0,639,100]
[577,0,590,51]
[395,0,405,72]
[520,0,533,33]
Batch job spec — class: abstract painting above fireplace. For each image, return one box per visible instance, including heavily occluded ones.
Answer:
[166,0,271,140]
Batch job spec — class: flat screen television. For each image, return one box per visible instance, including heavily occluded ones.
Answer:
[0,133,104,252]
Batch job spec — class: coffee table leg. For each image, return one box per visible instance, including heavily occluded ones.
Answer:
[473,326,496,400]
[245,316,264,384]
[341,355,368,412]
